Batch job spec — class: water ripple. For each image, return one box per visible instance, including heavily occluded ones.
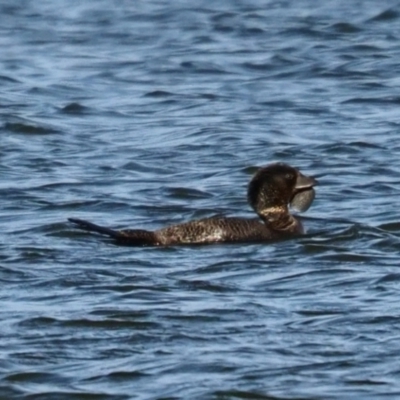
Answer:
[2,0,400,399]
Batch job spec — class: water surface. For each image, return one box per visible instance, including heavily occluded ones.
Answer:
[1,1,400,399]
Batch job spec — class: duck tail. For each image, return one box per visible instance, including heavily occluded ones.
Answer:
[68,218,122,238]
[68,218,158,246]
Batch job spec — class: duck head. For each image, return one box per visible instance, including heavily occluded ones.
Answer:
[247,163,316,226]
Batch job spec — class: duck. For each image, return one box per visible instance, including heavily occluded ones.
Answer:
[68,163,316,246]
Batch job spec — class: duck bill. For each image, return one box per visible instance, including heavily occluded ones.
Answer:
[290,172,317,212]
[295,172,316,190]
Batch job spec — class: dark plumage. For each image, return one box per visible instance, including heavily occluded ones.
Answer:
[68,163,316,246]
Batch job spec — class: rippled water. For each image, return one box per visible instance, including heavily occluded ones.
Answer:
[2,1,400,399]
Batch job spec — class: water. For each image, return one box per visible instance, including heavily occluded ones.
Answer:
[1,0,400,398]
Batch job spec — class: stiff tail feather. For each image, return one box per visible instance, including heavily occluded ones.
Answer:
[68,218,158,246]
[68,218,121,238]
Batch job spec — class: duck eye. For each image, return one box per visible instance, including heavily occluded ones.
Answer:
[285,173,292,180]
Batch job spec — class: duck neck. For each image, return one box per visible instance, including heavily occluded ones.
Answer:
[258,206,299,232]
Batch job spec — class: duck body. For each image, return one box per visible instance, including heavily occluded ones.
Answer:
[69,163,316,246]
[69,216,290,246]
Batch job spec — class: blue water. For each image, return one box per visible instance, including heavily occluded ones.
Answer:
[2,1,400,399]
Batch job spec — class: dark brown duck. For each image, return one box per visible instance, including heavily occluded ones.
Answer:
[69,163,316,246]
